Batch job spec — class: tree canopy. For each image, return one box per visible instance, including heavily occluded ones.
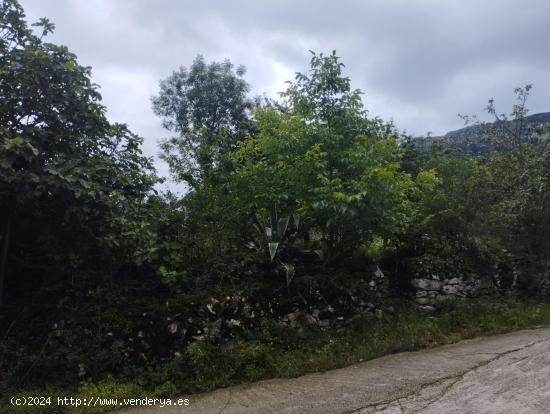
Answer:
[152,55,253,189]
[0,0,157,304]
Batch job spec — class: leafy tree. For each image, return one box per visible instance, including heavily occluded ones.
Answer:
[152,55,253,189]
[480,87,550,289]
[405,146,495,277]
[0,0,157,304]
[230,52,434,268]
[403,85,550,290]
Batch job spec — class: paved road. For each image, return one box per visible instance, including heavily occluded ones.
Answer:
[118,327,550,414]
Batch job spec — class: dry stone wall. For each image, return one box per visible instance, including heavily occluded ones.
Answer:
[412,275,497,313]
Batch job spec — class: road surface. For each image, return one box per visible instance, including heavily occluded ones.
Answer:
[117,327,550,413]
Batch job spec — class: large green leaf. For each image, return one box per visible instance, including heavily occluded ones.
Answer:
[281,262,295,287]
[268,242,279,261]
[277,217,289,240]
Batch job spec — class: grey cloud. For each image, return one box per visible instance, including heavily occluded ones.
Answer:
[20,0,550,182]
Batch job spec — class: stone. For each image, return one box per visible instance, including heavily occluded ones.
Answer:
[319,309,333,320]
[447,277,462,285]
[345,314,364,325]
[411,279,442,291]
[206,303,216,315]
[168,322,178,334]
[242,303,252,318]
[226,318,241,328]
[359,307,371,315]
[363,312,375,320]
[288,312,318,329]
[416,290,428,298]
[318,320,330,328]
[375,309,384,319]
[434,294,448,303]
[286,312,299,323]
[442,284,463,295]
[302,313,318,326]
[417,305,436,314]
[416,297,433,305]
[206,320,222,339]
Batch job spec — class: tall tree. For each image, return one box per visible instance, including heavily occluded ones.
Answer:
[230,52,431,265]
[0,0,157,305]
[152,55,253,189]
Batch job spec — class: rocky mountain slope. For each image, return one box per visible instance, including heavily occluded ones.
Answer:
[418,112,550,151]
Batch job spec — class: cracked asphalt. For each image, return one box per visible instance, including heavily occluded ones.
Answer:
[117,327,550,414]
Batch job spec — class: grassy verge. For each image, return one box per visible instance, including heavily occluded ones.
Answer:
[3,299,550,414]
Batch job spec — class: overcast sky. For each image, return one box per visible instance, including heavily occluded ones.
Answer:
[20,0,550,184]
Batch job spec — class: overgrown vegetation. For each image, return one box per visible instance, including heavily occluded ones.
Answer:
[3,300,550,414]
[1,1,549,412]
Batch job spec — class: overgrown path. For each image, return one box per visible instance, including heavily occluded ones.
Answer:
[117,328,550,413]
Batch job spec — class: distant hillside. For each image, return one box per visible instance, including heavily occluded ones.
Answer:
[418,112,550,151]
[445,112,550,141]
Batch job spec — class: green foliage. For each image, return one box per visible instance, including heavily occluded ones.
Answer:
[3,299,550,414]
[408,148,495,275]
[399,85,549,289]
[0,0,158,304]
[152,55,253,188]
[230,52,434,268]
[1,0,549,405]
